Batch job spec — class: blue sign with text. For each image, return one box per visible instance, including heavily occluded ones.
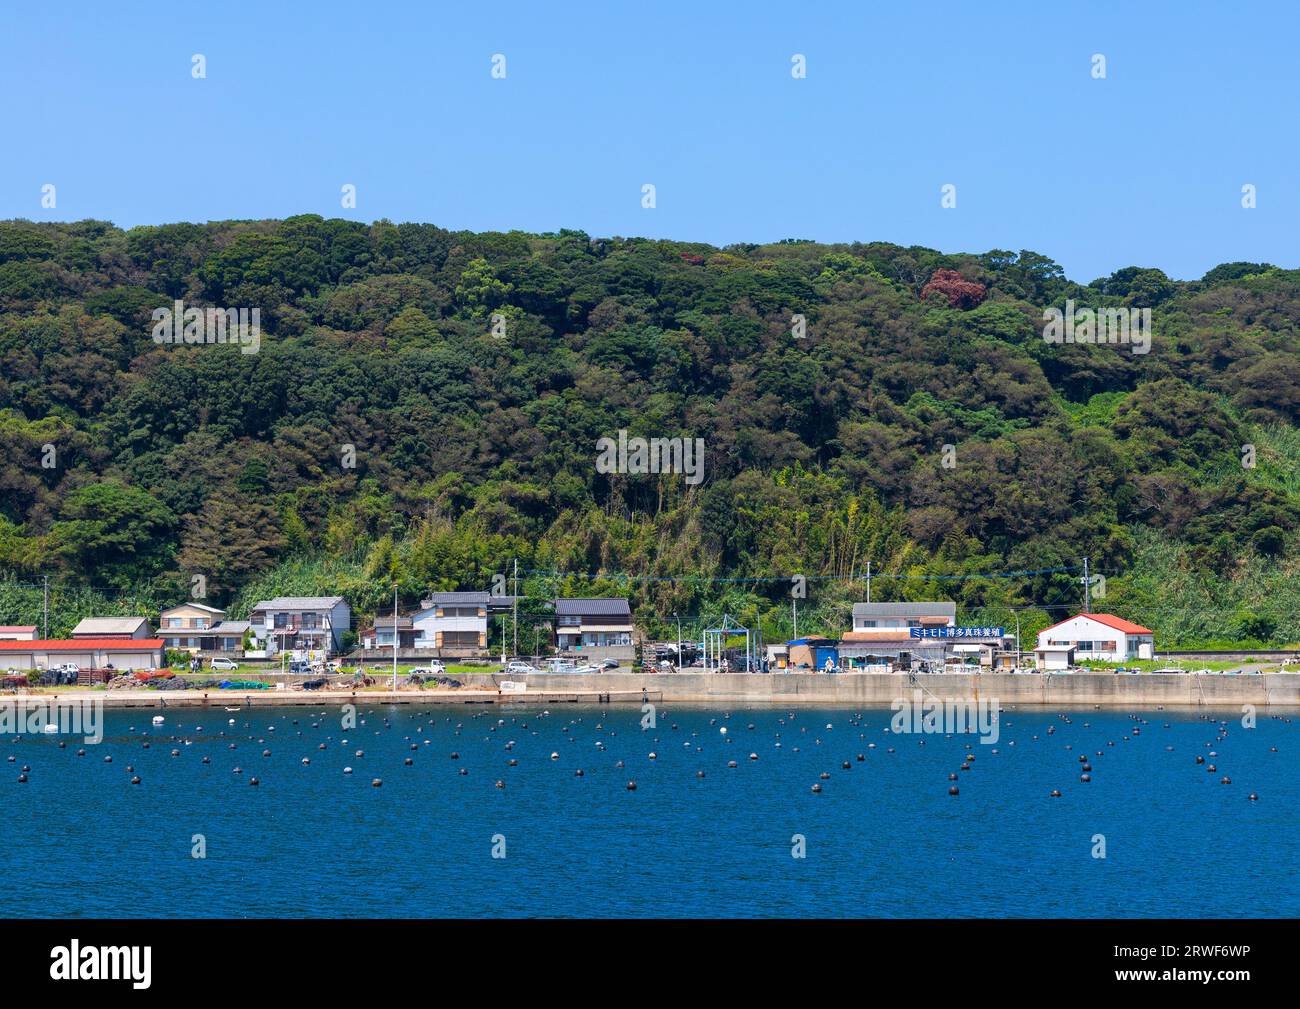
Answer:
[908,626,1005,639]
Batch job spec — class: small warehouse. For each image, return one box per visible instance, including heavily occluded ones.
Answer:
[0,638,167,672]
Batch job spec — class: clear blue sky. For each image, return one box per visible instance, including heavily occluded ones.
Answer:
[2,0,1296,282]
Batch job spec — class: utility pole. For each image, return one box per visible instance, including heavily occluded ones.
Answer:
[1082,557,1091,614]
[42,574,49,639]
[792,597,797,639]
[1014,609,1021,670]
[674,611,682,672]
[391,582,398,691]
[512,558,518,659]
[866,561,872,604]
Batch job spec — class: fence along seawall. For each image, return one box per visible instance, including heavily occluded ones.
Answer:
[474,672,1300,707]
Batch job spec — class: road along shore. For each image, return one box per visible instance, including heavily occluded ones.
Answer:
[4,671,1298,708]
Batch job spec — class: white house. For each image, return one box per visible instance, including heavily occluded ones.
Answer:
[249,597,351,656]
[0,626,36,641]
[1035,613,1154,663]
[415,592,491,654]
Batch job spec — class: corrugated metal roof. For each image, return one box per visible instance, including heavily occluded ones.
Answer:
[554,597,631,617]
[0,639,165,651]
[370,616,414,628]
[209,621,250,634]
[851,602,956,618]
[1039,613,1154,636]
[71,617,151,634]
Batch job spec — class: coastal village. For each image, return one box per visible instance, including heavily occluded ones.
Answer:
[0,592,1160,682]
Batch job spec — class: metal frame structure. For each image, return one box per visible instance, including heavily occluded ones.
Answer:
[702,614,762,673]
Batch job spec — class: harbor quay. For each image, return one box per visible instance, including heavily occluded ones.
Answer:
[6,671,1299,709]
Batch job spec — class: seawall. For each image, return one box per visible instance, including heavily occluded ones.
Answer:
[8,673,1297,709]
[457,671,1300,707]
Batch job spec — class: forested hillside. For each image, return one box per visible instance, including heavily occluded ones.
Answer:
[2,216,1298,646]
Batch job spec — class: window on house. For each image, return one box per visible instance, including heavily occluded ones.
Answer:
[442,631,480,647]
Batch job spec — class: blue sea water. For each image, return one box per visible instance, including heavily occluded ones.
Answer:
[1,704,1296,918]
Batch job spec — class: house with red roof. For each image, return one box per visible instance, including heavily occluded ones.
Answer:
[1035,613,1154,663]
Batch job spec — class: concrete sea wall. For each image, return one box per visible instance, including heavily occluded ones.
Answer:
[459,671,1300,707]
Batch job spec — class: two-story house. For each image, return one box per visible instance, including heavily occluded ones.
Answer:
[249,596,351,656]
[158,603,226,652]
[838,601,958,669]
[553,598,634,663]
[415,592,491,654]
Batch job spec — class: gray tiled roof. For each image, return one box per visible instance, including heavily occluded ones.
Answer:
[423,591,491,607]
[852,602,956,618]
[554,597,631,617]
[252,597,346,609]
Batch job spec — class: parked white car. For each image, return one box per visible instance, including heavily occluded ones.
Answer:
[505,661,536,675]
[572,664,601,674]
[210,657,239,671]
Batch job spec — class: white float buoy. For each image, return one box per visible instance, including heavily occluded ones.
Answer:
[152,715,165,725]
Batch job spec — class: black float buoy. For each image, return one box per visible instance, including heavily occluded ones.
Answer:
[372,778,383,787]
[1050,789,1062,797]
[249,777,259,786]
[404,758,413,766]
[626,780,637,790]
[1249,793,1258,801]
[811,783,822,793]
[1080,773,1091,782]
[130,776,140,785]
[948,786,959,796]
